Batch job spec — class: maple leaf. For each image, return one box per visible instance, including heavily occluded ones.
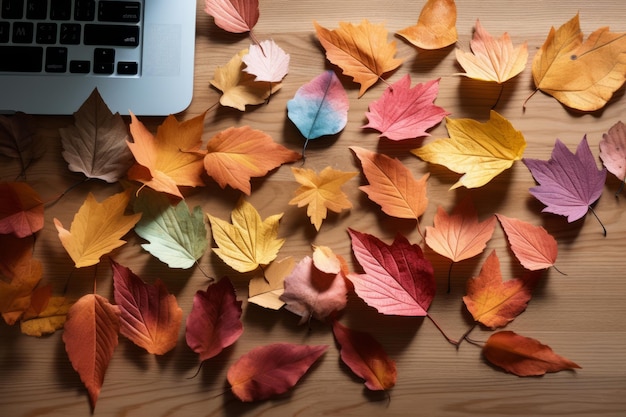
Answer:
[0,181,44,238]
[411,110,526,189]
[463,250,532,329]
[396,0,458,50]
[351,146,429,221]
[211,49,282,111]
[133,189,208,269]
[347,229,435,316]
[496,214,558,271]
[62,293,120,410]
[204,126,301,195]
[314,20,403,97]
[0,112,43,177]
[185,277,243,362]
[227,343,327,402]
[362,75,449,141]
[483,331,581,376]
[53,191,142,268]
[288,166,357,231]
[248,257,294,310]
[522,136,607,228]
[455,19,528,83]
[530,13,626,111]
[207,198,285,273]
[332,320,397,391]
[59,89,134,183]
[127,112,206,199]
[599,121,626,186]
[242,39,290,82]
[111,260,183,355]
[20,295,73,337]
[205,0,259,34]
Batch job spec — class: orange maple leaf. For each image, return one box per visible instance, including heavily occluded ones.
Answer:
[314,20,403,97]
[396,0,458,50]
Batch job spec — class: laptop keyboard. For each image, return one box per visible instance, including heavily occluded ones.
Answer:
[0,0,142,75]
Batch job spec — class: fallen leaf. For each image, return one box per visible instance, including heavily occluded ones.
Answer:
[599,121,626,184]
[362,75,449,141]
[20,295,73,336]
[314,20,403,96]
[332,320,396,391]
[248,257,294,310]
[0,112,43,176]
[396,0,458,50]
[531,13,626,111]
[242,39,290,82]
[204,126,301,195]
[59,89,134,183]
[185,277,243,362]
[496,214,558,270]
[289,166,357,231]
[483,330,581,376]
[412,110,526,189]
[311,245,348,276]
[0,181,44,238]
[227,343,327,401]
[53,191,142,268]
[205,0,259,33]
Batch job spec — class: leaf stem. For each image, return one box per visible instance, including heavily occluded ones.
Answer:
[194,261,213,281]
[457,323,476,348]
[588,205,607,236]
[426,313,458,346]
[522,89,538,111]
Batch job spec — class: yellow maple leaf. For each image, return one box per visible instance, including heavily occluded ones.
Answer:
[396,0,458,50]
[210,49,282,111]
[207,198,285,273]
[289,166,357,231]
[411,110,526,189]
[455,19,528,83]
[54,191,142,268]
[314,19,403,97]
[531,13,626,111]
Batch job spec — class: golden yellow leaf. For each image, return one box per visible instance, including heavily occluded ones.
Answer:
[411,110,526,189]
[532,13,626,111]
[20,296,73,336]
[289,166,357,231]
[248,257,295,310]
[53,191,142,268]
[396,0,458,50]
[207,198,285,273]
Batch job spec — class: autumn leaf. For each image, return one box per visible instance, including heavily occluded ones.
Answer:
[599,120,626,186]
[530,13,626,111]
[211,49,282,111]
[483,331,581,376]
[347,229,435,316]
[311,245,348,275]
[463,250,532,329]
[242,39,290,82]
[20,295,73,337]
[412,110,526,189]
[0,112,43,176]
[289,166,357,231]
[111,260,183,355]
[62,293,120,410]
[332,320,396,391]
[227,343,327,401]
[496,214,558,271]
[127,112,206,198]
[207,198,285,273]
[396,0,457,50]
[351,146,429,221]
[53,191,142,268]
[205,0,259,34]
[362,75,449,141]
[0,181,44,238]
[204,126,301,195]
[455,19,528,83]
[248,257,294,310]
[314,20,403,96]
[59,89,134,183]
[185,277,243,362]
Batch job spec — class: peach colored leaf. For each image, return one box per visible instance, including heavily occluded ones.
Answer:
[599,120,626,183]
[483,331,581,376]
[455,19,528,83]
[204,126,301,195]
[289,166,357,231]
[227,343,327,402]
[111,259,183,355]
[351,146,429,220]
[311,245,349,276]
[0,181,44,238]
[242,39,290,82]
[248,257,294,310]
[462,250,532,329]
[205,0,259,33]
[62,293,120,410]
[332,320,396,391]
[314,20,403,97]
[396,0,457,50]
[185,277,243,362]
[496,214,558,271]
[53,191,141,268]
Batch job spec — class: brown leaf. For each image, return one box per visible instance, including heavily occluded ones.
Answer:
[0,112,43,176]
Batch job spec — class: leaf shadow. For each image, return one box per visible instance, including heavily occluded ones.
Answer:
[406,44,456,75]
[54,334,84,391]
[456,77,519,117]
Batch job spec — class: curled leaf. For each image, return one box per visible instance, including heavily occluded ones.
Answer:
[396,0,458,50]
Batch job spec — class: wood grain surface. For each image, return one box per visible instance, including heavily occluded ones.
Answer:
[1,1,626,416]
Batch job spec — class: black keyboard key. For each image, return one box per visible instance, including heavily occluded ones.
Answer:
[74,0,95,21]
[94,47,114,74]
[26,0,46,19]
[0,46,43,72]
[50,0,70,20]
[2,0,24,19]
[36,22,57,44]
[98,1,140,23]
[70,60,90,73]
[45,46,67,72]
[12,22,33,43]
[0,22,9,42]
[84,24,139,46]
[117,61,137,75]
[60,23,80,44]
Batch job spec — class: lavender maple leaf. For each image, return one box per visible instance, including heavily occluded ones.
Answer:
[522,136,606,224]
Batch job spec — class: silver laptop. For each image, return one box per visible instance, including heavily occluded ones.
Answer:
[0,0,196,115]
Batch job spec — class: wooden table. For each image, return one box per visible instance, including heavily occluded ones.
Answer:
[2,1,626,416]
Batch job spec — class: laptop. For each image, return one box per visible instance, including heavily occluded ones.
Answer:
[0,0,196,115]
